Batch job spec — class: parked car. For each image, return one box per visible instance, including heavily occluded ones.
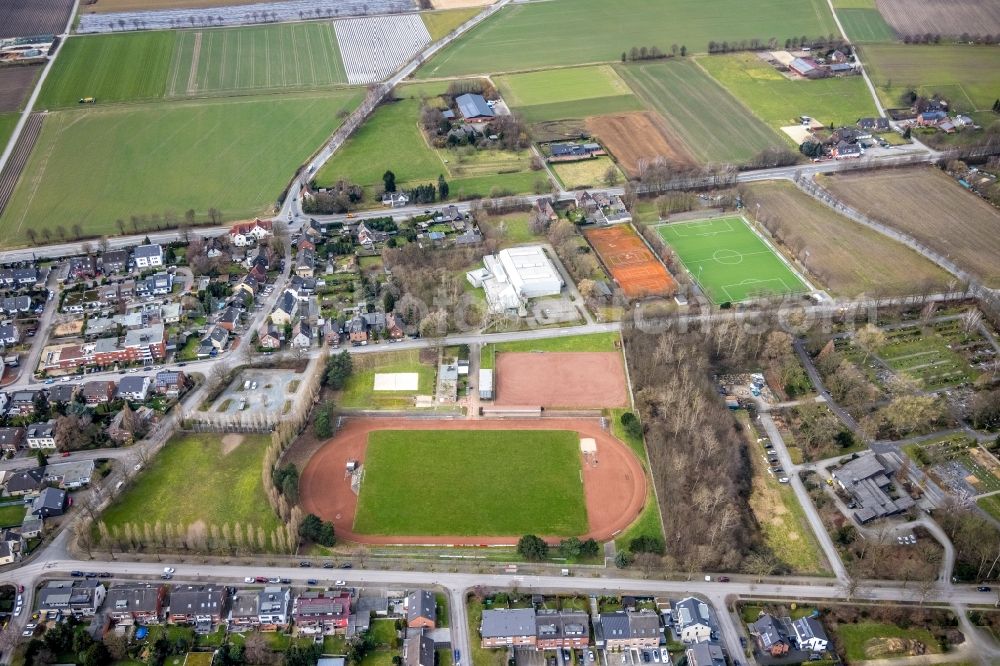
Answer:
[299,561,312,568]
[163,567,175,574]
[978,586,992,592]
[778,477,790,483]
[306,579,318,585]
[254,576,268,583]
[244,577,255,583]
[717,576,730,582]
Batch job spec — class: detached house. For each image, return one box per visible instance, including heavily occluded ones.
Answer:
[155,370,186,396]
[406,590,437,629]
[117,375,153,401]
[0,323,21,346]
[26,421,56,449]
[31,487,68,518]
[0,427,25,453]
[792,617,829,653]
[270,291,299,326]
[4,467,45,497]
[404,633,435,666]
[229,219,272,247]
[101,250,130,273]
[258,323,282,350]
[290,321,312,348]
[133,244,164,269]
[106,583,167,625]
[749,614,790,656]
[82,380,116,405]
[674,597,716,644]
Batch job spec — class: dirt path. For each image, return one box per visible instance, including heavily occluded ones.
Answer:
[185,32,203,95]
[299,417,647,546]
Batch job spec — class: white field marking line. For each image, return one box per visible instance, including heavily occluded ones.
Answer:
[662,217,737,239]
[737,214,817,293]
[720,277,797,304]
[185,31,203,95]
[685,248,775,265]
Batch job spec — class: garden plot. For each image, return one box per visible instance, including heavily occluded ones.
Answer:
[335,14,431,85]
[875,321,987,390]
[906,434,1000,498]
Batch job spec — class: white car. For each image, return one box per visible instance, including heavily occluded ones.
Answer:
[134,463,143,472]
[22,629,32,637]
[335,580,346,586]
[778,477,790,484]
[660,649,668,662]
[244,577,255,583]
[251,381,258,390]
[163,567,175,574]
[25,623,37,631]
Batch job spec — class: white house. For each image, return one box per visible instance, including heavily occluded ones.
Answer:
[792,617,829,653]
[133,244,164,268]
[229,219,273,247]
[25,421,56,449]
[673,597,715,644]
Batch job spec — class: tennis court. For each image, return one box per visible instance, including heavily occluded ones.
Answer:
[656,216,809,304]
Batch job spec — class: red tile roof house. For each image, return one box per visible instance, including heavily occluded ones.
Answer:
[82,380,116,405]
[292,591,351,635]
[406,590,437,629]
[229,219,273,247]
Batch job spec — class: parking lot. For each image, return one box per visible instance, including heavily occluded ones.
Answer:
[210,368,304,417]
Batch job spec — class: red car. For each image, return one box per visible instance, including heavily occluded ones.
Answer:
[61,452,71,457]
[255,576,268,583]
[717,576,731,582]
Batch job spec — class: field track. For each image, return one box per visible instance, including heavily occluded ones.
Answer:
[875,0,1000,36]
[1,0,75,39]
[0,113,43,219]
[586,112,693,176]
[299,417,647,545]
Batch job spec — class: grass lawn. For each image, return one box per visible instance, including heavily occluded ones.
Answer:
[38,32,176,108]
[699,53,878,130]
[606,407,664,551]
[657,216,809,304]
[337,349,436,409]
[618,60,786,164]
[467,599,507,666]
[836,8,896,42]
[0,504,25,528]
[861,44,1000,113]
[495,65,643,122]
[165,23,347,97]
[99,432,281,546]
[316,97,540,199]
[184,654,213,666]
[978,495,1000,521]
[416,0,838,77]
[0,90,361,247]
[835,622,940,661]
[354,430,588,536]
[492,331,619,353]
[552,157,620,189]
[742,181,950,296]
[479,212,544,246]
[422,8,481,41]
[0,113,20,153]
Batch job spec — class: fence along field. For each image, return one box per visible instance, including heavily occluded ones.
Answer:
[584,224,676,299]
[166,22,347,96]
[819,168,1000,288]
[1,0,75,39]
[416,0,839,78]
[0,90,362,247]
[874,0,1000,37]
[657,216,810,305]
[334,14,431,85]
[617,60,785,165]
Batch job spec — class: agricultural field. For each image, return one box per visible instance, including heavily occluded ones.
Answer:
[1,0,75,39]
[315,96,539,200]
[98,432,282,545]
[657,216,809,305]
[741,182,950,296]
[335,14,430,85]
[820,168,1000,287]
[0,66,41,114]
[0,90,362,246]
[837,8,896,42]
[698,53,879,130]
[336,349,437,409]
[618,60,786,165]
[416,0,839,77]
[38,32,177,108]
[861,44,1000,114]
[84,0,268,12]
[495,65,642,123]
[167,22,347,96]
[422,7,481,41]
[353,429,587,536]
[586,112,693,175]
[874,0,1000,39]
[0,115,17,154]
[551,157,620,190]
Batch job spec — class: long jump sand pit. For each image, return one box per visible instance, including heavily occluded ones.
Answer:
[373,372,420,391]
[299,417,646,545]
[585,224,676,298]
[496,352,628,409]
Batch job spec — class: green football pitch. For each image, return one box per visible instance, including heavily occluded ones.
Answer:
[657,216,810,304]
[353,429,588,536]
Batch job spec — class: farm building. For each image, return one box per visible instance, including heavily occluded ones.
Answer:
[788,58,823,79]
[456,93,495,123]
[466,246,563,314]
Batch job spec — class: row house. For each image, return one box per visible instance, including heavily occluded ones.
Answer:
[101,249,130,273]
[0,323,20,346]
[292,590,351,635]
[135,272,173,298]
[0,267,44,288]
[38,579,106,617]
[230,586,290,632]
[1,296,32,314]
[595,611,661,650]
[536,610,589,650]
[83,380,116,405]
[107,583,167,625]
[168,585,227,629]
[8,390,39,416]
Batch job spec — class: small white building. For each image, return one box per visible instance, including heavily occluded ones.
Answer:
[479,369,493,400]
[26,421,56,449]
